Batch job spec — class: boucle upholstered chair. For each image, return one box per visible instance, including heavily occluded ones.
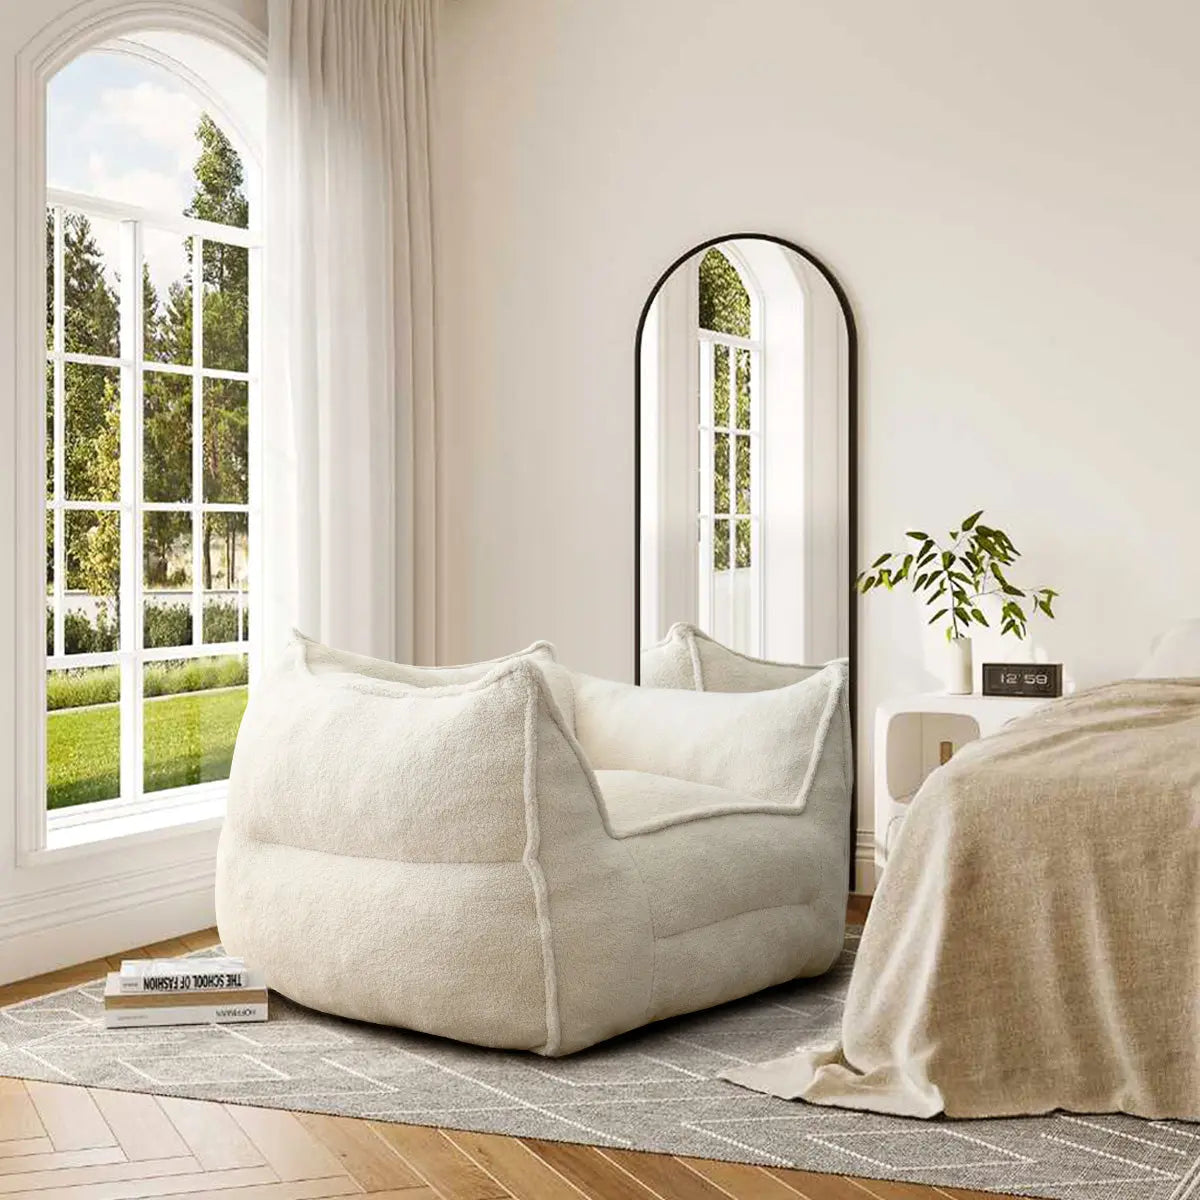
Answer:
[215,632,852,1055]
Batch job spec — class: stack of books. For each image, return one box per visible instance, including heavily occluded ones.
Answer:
[103,955,268,1028]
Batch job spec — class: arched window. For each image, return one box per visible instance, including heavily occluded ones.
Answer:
[36,30,263,842]
[696,247,763,653]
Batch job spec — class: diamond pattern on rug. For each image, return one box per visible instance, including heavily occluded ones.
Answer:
[0,929,1195,1200]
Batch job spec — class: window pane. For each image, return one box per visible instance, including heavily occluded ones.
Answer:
[736,518,752,569]
[713,344,730,427]
[64,509,119,654]
[143,654,248,794]
[203,379,248,502]
[736,347,751,430]
[714,517,730,572]
[144,371,192,502]
[203,513,249,643]
[698,248,751,338]
[44,512,55,656]
[45,361,54,499]
[45,209,54,350]
[62,211,120,357]
[47,666,120,810]
[714,432,729,514]
[143,229,193,365]
[65,363,120,501]
[202,241,248,371]
[736,434,751,514]
[144,513,193,649]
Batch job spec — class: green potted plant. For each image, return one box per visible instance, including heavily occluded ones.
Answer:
[855,510,1058,693]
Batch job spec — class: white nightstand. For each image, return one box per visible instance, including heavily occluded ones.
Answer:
[873,692,1047,877]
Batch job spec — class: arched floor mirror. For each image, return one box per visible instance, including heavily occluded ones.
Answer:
[634,233,858,879]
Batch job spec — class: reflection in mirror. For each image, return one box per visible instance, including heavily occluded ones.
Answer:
[638,236,852,668]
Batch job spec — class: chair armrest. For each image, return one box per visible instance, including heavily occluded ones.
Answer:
[228,649,553,864]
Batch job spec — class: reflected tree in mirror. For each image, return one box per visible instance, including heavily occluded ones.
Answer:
[698,248,750,337]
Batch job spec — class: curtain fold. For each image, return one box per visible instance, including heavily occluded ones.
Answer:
[262,0,437,664]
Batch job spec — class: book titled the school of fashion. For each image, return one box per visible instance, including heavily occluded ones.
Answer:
[103,966,268,1028]
[117,955,262,994]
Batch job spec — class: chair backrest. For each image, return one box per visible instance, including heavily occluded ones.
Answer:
[572,663,849,810]
[641,622,828,692]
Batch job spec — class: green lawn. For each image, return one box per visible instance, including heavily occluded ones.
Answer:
[47,686,248,809]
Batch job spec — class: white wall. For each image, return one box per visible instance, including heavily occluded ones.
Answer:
[435,0,1200,886]
[0,0,266,980]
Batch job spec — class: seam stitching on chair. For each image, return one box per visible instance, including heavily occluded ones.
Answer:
[522,667,656,1037]
[221,826,525,866]
[607,798,827,838]
[686,630,706,690]
[790,663,846,811]
[521,679,562,1056]
[528,664,622,840]
[622,843,660,1027]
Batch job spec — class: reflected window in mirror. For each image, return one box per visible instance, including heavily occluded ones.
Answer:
[639,236,851,669]
[697,247,762,654]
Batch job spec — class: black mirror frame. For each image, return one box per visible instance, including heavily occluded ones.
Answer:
[633,232,859,889]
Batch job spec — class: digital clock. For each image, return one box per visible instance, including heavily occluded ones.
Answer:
[981,663,1063,698]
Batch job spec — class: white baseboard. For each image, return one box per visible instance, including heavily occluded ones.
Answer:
[0,862,216,985]
[853,829,876,895]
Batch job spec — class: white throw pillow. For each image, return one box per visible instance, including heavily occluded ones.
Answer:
[1136,618,1200,678]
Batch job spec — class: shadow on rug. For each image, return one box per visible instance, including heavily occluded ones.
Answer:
[1,929,1195,1200]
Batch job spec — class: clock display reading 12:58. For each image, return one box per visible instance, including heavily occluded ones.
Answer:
[981,663,1063,698]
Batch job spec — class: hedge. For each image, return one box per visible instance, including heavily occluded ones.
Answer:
[47,654,249,711]
[47,600,249,655]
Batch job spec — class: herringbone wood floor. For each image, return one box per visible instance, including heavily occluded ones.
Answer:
[0,899,1020,1200]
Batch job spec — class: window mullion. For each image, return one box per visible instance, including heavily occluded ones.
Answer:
[117,219,142,804]
[728,348,737,554]
[191,236,204,649]
[52,207,65,660]
[246,241,261,661]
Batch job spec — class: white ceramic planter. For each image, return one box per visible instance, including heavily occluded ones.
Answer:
[945,637,973,694]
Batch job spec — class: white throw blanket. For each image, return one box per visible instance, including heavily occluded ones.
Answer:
[724,680,1200,1120]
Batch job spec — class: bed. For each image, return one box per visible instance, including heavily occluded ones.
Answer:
[723,634,1200,1120]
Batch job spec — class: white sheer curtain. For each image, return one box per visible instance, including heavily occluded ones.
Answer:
[262,0,437,665]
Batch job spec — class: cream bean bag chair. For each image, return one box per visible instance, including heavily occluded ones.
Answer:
[216,632,851,1055]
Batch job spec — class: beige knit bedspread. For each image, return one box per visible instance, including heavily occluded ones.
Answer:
[724,679,1200,1119]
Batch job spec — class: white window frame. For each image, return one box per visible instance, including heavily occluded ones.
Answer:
[14,25,265,864]
[695,248,765,656]
[42,190,261,850]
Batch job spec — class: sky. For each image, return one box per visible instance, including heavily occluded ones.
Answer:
[47,51,227,297]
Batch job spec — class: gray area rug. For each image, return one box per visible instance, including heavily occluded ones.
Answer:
[1,931,1197,1200]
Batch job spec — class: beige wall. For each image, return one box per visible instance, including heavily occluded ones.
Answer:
[435,0,1200,880]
